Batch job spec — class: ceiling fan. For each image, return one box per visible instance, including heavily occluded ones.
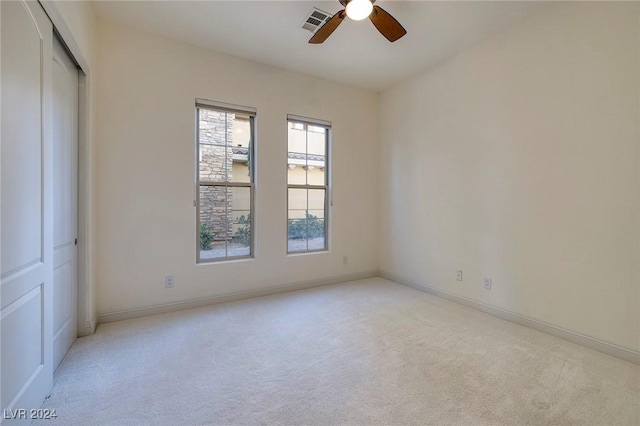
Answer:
[309,0,407,44]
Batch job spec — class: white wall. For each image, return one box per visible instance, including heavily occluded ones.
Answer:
[94,22,379,315]
[379,2,640,351]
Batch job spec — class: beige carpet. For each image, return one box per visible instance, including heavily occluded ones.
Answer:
[37,278,639,425]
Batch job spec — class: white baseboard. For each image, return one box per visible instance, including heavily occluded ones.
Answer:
[95,269,640,365]
[379,270,640,366]
[97,270,378,324]
[78,319,96,337]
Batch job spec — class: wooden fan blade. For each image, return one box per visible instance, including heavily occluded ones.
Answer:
[369,5,406,42]
[309,10,346,44]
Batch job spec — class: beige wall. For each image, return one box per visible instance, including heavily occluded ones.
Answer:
[66,2,639,354]
[95,22,379,315]
[379,2,640,351]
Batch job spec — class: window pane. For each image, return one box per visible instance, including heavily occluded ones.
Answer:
[229,186,251,257]
[288,219,308,252]
[197,103,254,263]
[199,109,229,147]
[286,118,329,254]
[230,115,252,184]
[288,188,307,216]
[306,165,325,185]
[231,115,251,148]
[287,163,306,185]
[307,132,325,185]
[308,188,326,250]
[288,122,307,185]
[288,187,308,252]
[307,219,325,250]
[288,129,306,153]
[199,185,229,260]
[199,109,253,183]
[308,189,325,212]
[199,185,252,260]
[307,131,325,156]
[199,144,231,182]
[290,122,304,131]
[231,161,250,183]
[308,125,326,134]
[199,108,230,182]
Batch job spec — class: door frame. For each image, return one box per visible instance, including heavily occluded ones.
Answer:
[39,0,95,337]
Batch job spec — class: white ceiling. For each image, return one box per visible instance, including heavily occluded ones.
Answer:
[92,1,543,92]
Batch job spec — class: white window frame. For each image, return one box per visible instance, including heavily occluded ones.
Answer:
[286,114,331,254]
[196,99,256,263]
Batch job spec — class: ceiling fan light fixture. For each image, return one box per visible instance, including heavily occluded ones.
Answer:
[309,0,406,44]
[345,0,373,21]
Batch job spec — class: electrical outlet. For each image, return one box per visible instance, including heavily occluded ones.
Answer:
[483,277,492,290]
[456,270,463,281]
[165,275,175,289]
[343,256,348,265]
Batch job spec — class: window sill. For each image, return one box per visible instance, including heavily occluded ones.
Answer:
[196,255,255,266]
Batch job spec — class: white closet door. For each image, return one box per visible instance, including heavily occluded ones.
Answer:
[52,35,78,371]
[1,0,54,420]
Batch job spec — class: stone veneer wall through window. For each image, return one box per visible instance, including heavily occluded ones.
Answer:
[199,109,234,241]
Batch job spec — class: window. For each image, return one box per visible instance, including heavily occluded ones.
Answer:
[196,99,255,262]
[287,115,330,253]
